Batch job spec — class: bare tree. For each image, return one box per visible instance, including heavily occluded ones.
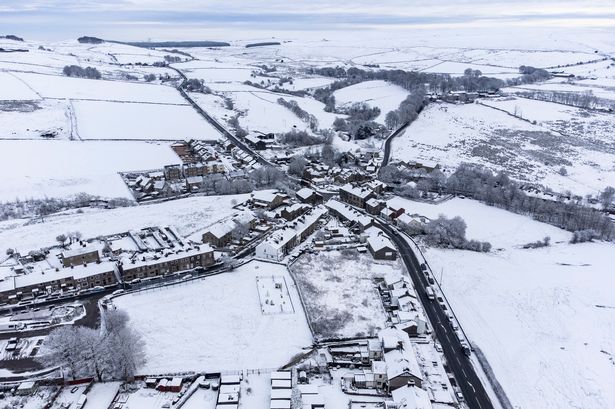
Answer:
[56,234,68,248]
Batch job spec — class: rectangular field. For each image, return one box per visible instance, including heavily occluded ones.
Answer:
[0,139,179,201]
[290,250,398,339]
[73,100,221,140]
[113,260,312,373]
[13,72,186,104]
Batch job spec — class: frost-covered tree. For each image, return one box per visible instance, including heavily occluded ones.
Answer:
[599,186,615,210]
[56,234,68,247]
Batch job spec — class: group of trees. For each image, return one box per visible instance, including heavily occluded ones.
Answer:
[228,114,248,137]
[38,309,145,381]
[508,66,551,86]
[309,66,505,97]
[182,78,210,93]
[333,102,386,140]
[277,98,319,131]
[278,129,323,147]
[55,231,83,248]
[249,166,287,188]
[163,55,182,63]
[199,174,253,195]
[443,164,614,240]
[0,193,133,222]
[380,163,615,240]
[62,65,102,79]
[422,215,492,252]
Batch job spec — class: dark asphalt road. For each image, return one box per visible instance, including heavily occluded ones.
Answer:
[378,222,495,409]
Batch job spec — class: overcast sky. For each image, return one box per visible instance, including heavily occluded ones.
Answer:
[2,0,615,41]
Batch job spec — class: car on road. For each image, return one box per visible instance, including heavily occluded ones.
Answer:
[426,286,435,301]
[456,391,464,402]
[90,286,105,293]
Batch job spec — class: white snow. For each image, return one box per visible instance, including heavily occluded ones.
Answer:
[73,100,221,140]
[390,102,615,196]
[0,72,41,100]
[0,193,247,251]
[0,99,71,139]
[388,196,571,248]
[333,80,409,124]
[406,197,615,409]
[113,260,312,373]
[13,72,186,104]
[0,140,179,201]
[83,382,121,409]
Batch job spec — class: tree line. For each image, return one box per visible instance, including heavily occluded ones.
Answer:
[277,98,319,131]
[514,90,606,110]
[0,193,134,222]
[381,163,615,240]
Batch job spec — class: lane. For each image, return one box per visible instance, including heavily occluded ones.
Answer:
[377,222,495,409]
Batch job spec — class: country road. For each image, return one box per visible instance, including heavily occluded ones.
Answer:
[377,222,496,409]
[167,65,274,168]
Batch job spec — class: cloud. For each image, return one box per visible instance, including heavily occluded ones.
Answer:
[2,0,614,40]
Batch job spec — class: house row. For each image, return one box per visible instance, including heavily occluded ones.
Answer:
[0,261,120,304]
[269,371,293,409]
[119,245,215,283]
[339,184,377,208]
[218,374,242,408]
[339,328,423,394]
[325,199,373,232]
[380,276,428,336]
[256,206,327,261]
[250,191,288,210]
[163,162,225,181]
[202,211,258,248]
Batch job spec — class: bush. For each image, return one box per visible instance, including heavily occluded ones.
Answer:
[570,229,599,244]
[424,215,491,252]
[183,78,210,93]
[522,236,551,249]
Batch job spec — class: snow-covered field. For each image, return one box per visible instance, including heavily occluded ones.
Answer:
[0,193,247,251]
[390,102,615,195]
[113,260,312,373]
[404,197,615,409]
[0,99,71,139]
[0,140,179,201]
[13,72,185,104]
[333,80,408,124]
[0,72,41,100]
[388,196,570,248]
[73,100,221,140]
[290,250,396,339]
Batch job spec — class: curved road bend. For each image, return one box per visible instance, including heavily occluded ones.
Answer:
[377,222,495,409]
